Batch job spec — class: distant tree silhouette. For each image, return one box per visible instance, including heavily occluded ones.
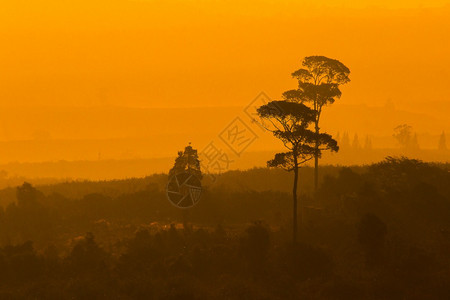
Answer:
[11,182,54,242]
[438,131,447,151]
[393,124,412,150]
[16,182,42,207]
[368,156,448,191]
[411,133,420,151]
[364,135,373,150]
[284,56,350,191]
[257,100,337,243]
[169,143,202,179]
[352,133,360,150]
[341,132,350,149]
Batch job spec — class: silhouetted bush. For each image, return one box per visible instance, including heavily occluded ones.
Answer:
[239,221,270,274]
[279,243,333,281]
[357,213,387,266]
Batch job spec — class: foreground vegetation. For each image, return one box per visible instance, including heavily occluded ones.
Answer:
[0,157,449,299]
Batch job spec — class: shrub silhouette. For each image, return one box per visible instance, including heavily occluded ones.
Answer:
[67,232,108,274]
[357,213,387,266]
[279,243,333,281]
[239,221,270,273]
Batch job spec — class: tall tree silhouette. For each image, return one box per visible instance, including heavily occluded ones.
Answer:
[169,143,202,179]
[257,101,337,243]
[284,56,350,191]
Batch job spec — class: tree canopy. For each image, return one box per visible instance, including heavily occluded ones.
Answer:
[169,144,202,179]
[281,56,349,190]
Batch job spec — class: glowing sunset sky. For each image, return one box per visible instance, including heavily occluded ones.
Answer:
[0,0,449,167]
[1,0,449,109]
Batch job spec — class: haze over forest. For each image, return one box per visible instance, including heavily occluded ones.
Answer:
[1,0,449,180]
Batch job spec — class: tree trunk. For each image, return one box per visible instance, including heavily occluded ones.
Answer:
[314,155,319,191]
[293,157,299,244]
[314,122,319,193]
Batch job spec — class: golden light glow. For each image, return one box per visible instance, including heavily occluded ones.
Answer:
[0,0,449,177]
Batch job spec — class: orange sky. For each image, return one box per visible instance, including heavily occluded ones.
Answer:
[0,0,449,167]
[1,0,449,109]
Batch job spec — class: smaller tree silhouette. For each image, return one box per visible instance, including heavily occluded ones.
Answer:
[169,143,202,179]
[257,100,337,243]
